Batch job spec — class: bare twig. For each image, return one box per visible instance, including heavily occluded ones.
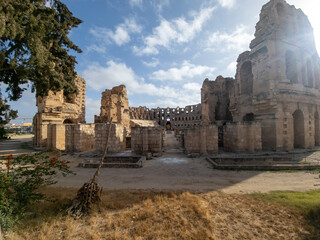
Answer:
[67,118,113,218]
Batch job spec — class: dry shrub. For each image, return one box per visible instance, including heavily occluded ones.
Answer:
[6,188,314,240]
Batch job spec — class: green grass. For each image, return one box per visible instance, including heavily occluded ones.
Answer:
[251,190,320,239]
[251,190,320,211]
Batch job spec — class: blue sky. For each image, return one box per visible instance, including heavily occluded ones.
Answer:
[6,0,320,124]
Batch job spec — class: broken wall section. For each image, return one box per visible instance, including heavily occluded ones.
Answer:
[33,76,86,147]
[223,122,262,153]
[94,123,127,153]
[47,124,95,152]
[94,85,131,132]
[131,127,163,155]
[183,125,218,155]
[201,76,234,125]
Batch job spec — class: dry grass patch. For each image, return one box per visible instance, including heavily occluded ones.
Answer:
[6,188,316,240]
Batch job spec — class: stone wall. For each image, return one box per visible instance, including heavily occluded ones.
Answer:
[33,75,86,147]
[201,76,234,125]
[65,124,95,152]
[223,122,262,153]
[131,127,163,155]
[47,124,95,152]
[130,104,202,130]
[94,85,131,132]
[94,123,126,153]
[183,125,218,155]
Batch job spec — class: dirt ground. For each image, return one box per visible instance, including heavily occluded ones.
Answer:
[2,134,320,194]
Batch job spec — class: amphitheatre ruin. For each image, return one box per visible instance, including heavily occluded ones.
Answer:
[32,0,320,167]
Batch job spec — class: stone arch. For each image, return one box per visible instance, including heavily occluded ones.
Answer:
[293,109,305,148]
[307,59,314,88]
[285,50,298,84]
[240,61,253,95]
[166,121,171,130]
[243,113,255,122]
[215,101,222,121]
[63,119,75,124]
[315,111,320,146]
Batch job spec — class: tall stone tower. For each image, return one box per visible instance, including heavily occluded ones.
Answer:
[229,0,320,150]
[94,85,131,131]
[33,75,86,147]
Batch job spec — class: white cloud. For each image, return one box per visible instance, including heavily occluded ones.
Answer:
[86,44,106,54]
[227,61,237,74]
[90,18,142,46]
[206,24,253,53]
[147,83,201,108]
[150,61,215,81]
[156,0,170,13]
[82,60,176,98]
[129,0,143,8]
[142,58,159,67]
[217,0,236,8]
[85,97,101,122]
[133,6,215,55]
[183,82,202,91]
[82,60,204,110]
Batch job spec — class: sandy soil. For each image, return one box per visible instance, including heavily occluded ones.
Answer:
[2,135,320,194]
[56,152,320,194]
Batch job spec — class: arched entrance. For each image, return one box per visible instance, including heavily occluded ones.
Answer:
[240,61,253,95]
[315,112,319,146]
[166,116,171,131]
[293,110,305,148]
[243,113,255,122]
[63,119,75,124]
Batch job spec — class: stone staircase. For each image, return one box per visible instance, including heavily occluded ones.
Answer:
[163,131,182,153]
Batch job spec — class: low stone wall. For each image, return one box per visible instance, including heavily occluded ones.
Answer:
[223,122,262,153]
[47,124,95,152]
[95,123,126,153]
[67,124,95,152]
[131,127,163,155]
[183,125,218,155]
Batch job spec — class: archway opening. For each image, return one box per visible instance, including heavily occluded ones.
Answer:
[285,51,298,84]
[315,112,319,146]
[293,110,305,148]
[243,113,255,122]
[307,59,314,88]
[166,121,171,131]
[63,119,75,124]
[240,61,253,95]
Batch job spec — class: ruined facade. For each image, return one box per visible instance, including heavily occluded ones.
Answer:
[94,84,131,131]
[33,0,320,155]
[33,76,86,147]
[201,0,320,152]
[130,104,202,130]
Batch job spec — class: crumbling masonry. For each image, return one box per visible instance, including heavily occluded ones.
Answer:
[33,0,320,155]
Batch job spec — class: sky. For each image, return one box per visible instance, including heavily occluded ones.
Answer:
[5,0,320,124]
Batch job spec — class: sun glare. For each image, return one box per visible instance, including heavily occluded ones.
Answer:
[288,0,320,54]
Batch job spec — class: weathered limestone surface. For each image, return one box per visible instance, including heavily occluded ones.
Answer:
[47,124,95,152]
[201,0,320,152]
[201,76,234,125]
[34,0,320,155]
[33,76,86,147]
[130,119,159,128]
[183,125,218,155]
[131,127,163,155]
[94,85,130,131]
[223,122,262,153]
[130,104,202,130]
[94,123,126,153]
